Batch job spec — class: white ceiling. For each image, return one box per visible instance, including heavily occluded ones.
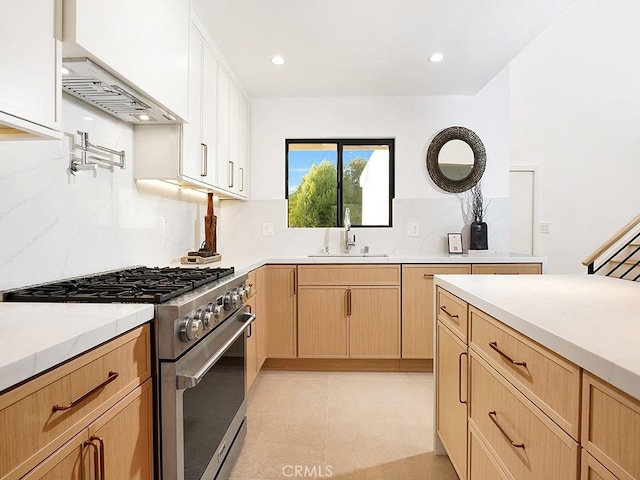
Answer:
[192,0,574,98]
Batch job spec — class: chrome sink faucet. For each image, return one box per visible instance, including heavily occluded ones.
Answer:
[344,207,356,253]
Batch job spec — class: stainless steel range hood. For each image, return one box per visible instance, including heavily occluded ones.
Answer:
[61,57,179,124]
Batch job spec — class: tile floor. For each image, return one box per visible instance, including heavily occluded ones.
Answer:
[228,371,459,480]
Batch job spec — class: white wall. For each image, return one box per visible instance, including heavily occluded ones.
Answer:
[219,70,511,259]
[510,0,640,273]
[0,96,204,291]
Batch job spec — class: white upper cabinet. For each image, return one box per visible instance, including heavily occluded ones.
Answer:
[217,65,250,198]
[63,0,190,121]
[134,17,249,200]
[135,13,250,200]
[0,0,62,140]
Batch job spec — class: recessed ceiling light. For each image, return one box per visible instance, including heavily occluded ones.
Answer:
[83,116,93,121]
[271,56,285,65]
[138,114,150,121]
[428,53,444,63]
[61,66,71,75]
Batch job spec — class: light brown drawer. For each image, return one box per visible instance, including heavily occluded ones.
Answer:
[582,450,619,480]
[469,306,581,439]
[437,288,468,342]
[297,264,400,285]
[469,352,579,480]
[469,424,509,480]
[247,268,258,297]
[471,263,542,275]
[582,372,640,480]
[403,264,472,278]
[0,324,151,480]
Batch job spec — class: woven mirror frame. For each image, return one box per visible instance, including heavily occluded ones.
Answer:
[426,126,486,193]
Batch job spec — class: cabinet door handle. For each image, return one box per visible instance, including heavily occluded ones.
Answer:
[90,435,105,479]
[488,411,525,449]
[239,167,244,192]
[347,289,352,316]
[229,161,234,187]
[458,352,467,404]
[292,269,297,295]
[52,371,119,412]
[489,341,527,367]
[423,274,434,278]
[84,439,101,479]
[201,143,208,176]
[439,306,458,319]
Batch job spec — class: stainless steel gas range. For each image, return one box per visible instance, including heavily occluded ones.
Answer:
[3,266,255,480]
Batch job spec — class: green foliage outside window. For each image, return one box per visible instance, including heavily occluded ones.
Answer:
[288,160,337,227]
[288,158,368,228]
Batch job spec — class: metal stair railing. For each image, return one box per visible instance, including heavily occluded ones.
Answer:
[582,214,640,281]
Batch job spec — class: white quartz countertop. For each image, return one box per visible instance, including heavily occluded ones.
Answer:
[194,252,546,277]
[0,303,154,393]
[434,274,640,400]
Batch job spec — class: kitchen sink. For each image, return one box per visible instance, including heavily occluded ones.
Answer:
[307,253,389,258]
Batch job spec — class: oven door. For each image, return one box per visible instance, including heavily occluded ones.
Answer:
[161,307,255,480]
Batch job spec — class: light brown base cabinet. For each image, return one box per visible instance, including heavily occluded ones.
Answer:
[297,265,400,359]
[402,263,541,360]
[0,324,153,480]
[264,265,297,358]
[402,265,471,358]
[436,321,468,480]
[246,266,268,391]
[262,262,542,366]
[436,286,640,480]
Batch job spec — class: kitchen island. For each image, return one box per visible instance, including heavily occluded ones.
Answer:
[434,274,640,480]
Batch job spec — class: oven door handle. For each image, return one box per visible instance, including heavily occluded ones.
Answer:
[176,312,256,390]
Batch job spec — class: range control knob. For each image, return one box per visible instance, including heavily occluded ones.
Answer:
[224,292,240,311]
[204,302,223,328]
[202,305,214,330]
[238,287,249,302]
[179,316,204,342]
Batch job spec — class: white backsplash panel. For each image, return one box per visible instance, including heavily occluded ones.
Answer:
[0,96,203,291]
[218,197,509,262]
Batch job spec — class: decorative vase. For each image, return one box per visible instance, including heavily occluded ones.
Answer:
[470,221,488,250]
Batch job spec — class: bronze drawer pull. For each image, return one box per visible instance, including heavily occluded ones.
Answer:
[489,342,527,367]
[423,274,434,278]
[439,306,459,319]
[488,411,525,449]
[52,371,119,412]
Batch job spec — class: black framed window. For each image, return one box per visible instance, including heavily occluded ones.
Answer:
[286,139,395,228]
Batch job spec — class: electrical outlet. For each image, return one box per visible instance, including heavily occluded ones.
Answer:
[262,222,275,237]
[407,222,420,237]
[540,222,551,234]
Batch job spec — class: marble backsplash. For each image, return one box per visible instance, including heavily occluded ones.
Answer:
[0,97,204,291]
[217,197,509,263]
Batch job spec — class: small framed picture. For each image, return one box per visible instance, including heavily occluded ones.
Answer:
[448,233,463,254]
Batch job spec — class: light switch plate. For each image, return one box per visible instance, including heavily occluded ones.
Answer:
[540,222,551,234]
[407,222,419,237]
[262,222,275,236]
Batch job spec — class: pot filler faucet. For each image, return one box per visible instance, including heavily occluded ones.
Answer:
[344,207,356,253]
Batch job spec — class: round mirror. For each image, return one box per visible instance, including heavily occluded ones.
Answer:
[426,126,486,193]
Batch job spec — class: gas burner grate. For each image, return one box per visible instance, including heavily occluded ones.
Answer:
[3,266,235,304]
